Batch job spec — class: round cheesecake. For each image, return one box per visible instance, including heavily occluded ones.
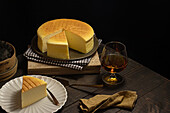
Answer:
[37,19,94,59]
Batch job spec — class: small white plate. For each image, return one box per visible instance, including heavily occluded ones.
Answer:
[0,75,67,113]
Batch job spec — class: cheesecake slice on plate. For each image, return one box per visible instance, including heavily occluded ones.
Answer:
[21,76,47,108]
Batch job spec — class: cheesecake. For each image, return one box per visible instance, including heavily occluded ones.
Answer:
[47,31,69,59]
[37,19,94,59]
[21,76,47,108]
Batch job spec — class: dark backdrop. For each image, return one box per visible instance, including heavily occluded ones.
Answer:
[0,0,169,79]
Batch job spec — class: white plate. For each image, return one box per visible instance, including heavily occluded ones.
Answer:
[0,75,67,113]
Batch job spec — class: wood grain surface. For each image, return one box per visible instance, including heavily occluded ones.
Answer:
[0,54,169,113]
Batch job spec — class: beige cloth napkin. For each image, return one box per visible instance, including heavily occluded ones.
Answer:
[80,90,137,113]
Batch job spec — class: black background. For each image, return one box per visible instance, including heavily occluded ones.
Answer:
[0,0,169,79]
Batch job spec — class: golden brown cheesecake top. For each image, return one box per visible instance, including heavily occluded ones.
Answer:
[37,19,94,42]
[22,76,47,92]
[47,31,68,44]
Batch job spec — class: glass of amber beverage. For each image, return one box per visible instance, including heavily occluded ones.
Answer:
[101,41,128,86]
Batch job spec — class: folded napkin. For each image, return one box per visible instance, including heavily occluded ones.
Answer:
[23,39,102,70]
[80,90,138,113]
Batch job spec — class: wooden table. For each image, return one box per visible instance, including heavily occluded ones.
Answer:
[0,51,169,113]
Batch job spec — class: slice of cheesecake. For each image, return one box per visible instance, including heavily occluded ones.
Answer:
[38,29,63,53]
[21,76,47,108]
[47,31,69,59]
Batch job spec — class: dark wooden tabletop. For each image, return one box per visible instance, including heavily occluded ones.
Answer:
[0,52,169,113]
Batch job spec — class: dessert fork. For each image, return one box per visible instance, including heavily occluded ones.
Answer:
[47,88,59,106]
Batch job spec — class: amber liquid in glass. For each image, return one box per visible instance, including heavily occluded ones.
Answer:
[101,54,128,74]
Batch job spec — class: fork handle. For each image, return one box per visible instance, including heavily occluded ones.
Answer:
[47,88,59,106]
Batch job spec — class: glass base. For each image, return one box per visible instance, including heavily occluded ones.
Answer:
[102,73,124,87]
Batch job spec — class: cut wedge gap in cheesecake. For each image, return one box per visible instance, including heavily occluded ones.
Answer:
[38,29,63,53]
[65,30,94,54]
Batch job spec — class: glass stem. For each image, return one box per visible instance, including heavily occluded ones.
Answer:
[109,73,118,82]
[110,73,116,78]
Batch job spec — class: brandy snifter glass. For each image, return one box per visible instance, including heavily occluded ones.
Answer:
[101,41,128,86]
